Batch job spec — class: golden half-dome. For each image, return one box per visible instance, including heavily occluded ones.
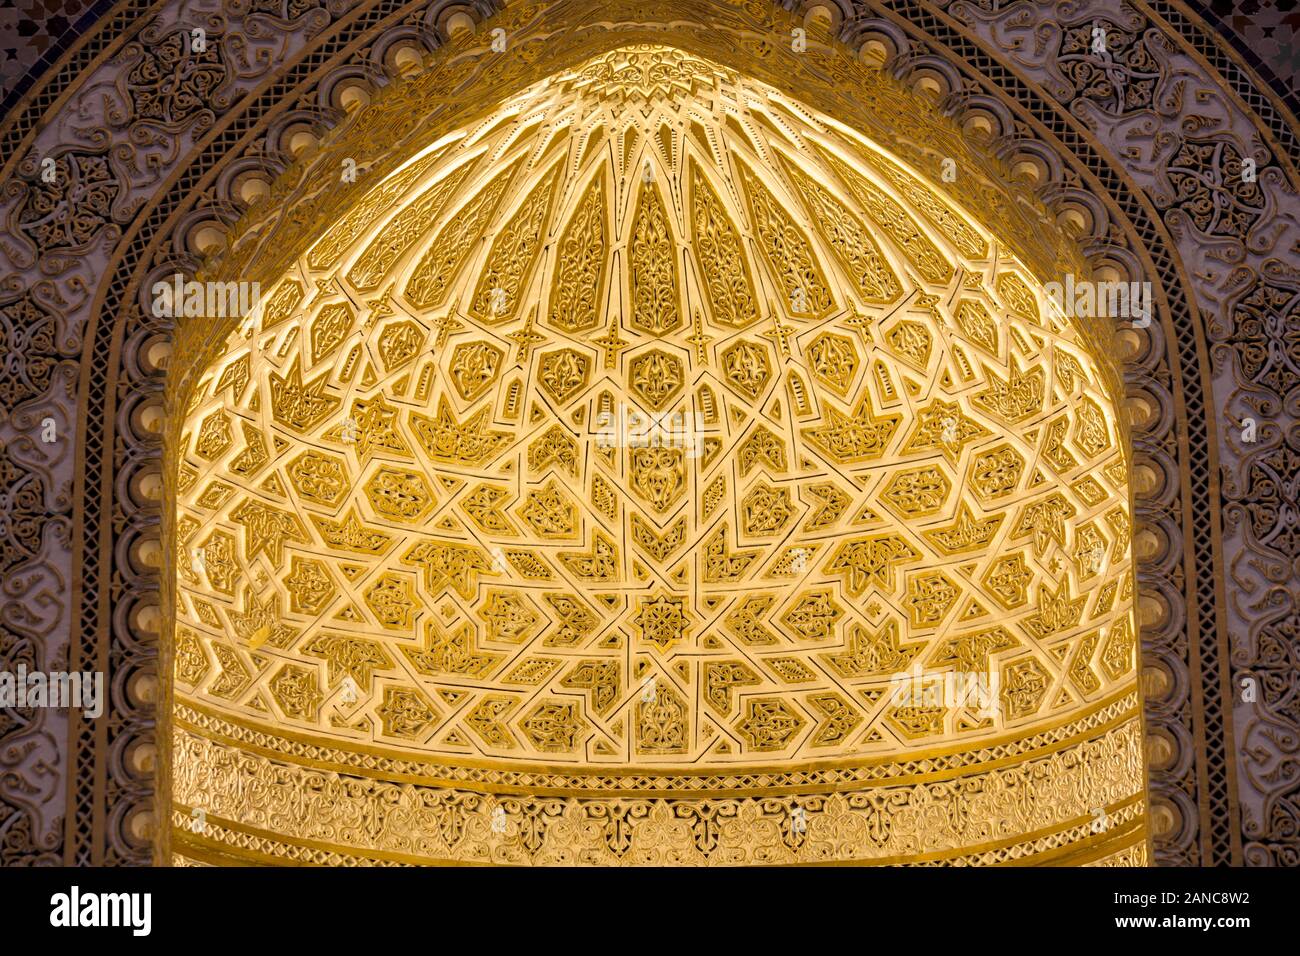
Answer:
[170,45,1145,865]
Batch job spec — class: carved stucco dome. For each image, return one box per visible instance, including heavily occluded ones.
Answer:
[170,45,1144,865]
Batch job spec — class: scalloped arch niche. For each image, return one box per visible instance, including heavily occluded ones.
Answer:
[169,45,1146,866]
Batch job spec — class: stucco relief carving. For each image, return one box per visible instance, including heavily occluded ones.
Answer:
[0,0,1295,865]
[942,0,1300,867]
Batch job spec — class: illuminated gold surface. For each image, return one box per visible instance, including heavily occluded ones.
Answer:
[171,45,1144,864]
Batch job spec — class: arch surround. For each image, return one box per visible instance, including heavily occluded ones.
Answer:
[0,0,1294,867]
[168,42,1145,865]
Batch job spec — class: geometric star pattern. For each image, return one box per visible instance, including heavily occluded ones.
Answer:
[175,46,1134,769]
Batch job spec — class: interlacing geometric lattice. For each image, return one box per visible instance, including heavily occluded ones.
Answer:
[171,46,1143,861]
